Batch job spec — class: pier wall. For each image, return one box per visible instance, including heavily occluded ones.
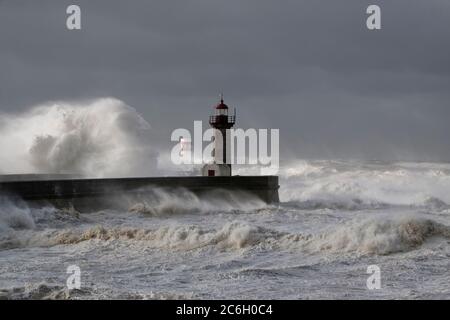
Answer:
[0,176,279,211]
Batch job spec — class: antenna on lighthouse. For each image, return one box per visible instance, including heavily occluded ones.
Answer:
[220,92,224,103]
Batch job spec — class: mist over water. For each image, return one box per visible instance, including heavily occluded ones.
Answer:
[1,159,449,299]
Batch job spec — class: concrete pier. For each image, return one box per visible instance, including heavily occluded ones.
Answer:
[0,176,279,211]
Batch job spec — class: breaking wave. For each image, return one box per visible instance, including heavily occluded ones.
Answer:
[305,215,450,255]
[0,197,82,232]
[47,221,277,251]
[4,214,449,256]
[128,188,267,216]
[0,97,155,178]
[0,198,85,250]
[279,160,450,210]
[0,197,35,232]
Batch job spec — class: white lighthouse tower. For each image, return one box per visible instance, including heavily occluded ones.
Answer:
[202,95,236,177]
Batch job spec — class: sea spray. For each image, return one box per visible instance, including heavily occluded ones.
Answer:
[1,160,449,299]
[0,98,155,177]
[128,188,267,216]
[0,197,35,232]
[279,160,450,209]
[5,213,448,255]
[51,221,277,251]
[304,215,450,255]
[0,220,280,251]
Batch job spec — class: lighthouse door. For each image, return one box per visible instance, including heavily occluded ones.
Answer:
[208,170,215,177]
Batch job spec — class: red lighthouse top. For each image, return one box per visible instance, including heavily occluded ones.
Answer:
[209,94,235,129]
[215,94,228,110]
[216,99,228,110]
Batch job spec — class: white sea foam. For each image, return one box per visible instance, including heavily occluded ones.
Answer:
[279,160,450,209]
[27,221,275,251]
[0,283,76,300]
[0,197,35,232]
[304,215,450,255]
[128,188,267,216]
[0,282,195,300]
[4,212,447,258]
[1,160,450,299]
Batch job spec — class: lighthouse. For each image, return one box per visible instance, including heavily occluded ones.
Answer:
[202,94,236,177]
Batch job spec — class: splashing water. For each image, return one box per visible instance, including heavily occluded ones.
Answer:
[1,158,450,297]
[279,159,450,210]
[0,98,155,177]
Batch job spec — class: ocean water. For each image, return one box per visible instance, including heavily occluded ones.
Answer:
[1,160,450,300]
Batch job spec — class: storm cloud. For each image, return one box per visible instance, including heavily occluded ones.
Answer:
[1,0,449,163]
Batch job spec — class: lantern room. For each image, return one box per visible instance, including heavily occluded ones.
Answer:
[209,94,235,129]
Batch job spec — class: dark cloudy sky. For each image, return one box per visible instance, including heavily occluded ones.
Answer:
[1,0,449,162]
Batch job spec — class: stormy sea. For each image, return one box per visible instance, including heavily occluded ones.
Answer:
[1,159,450,300]
[0,100,449,300]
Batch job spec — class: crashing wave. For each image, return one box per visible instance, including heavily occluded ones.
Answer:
[0,197,82,233]
[279,160,450,209]
[128,188,267,216]
[52,221,276,251]
[0,97,155,178]
[4,214,448,256]
[0,220,280,251]
[305,216,450,255]
[0,198,35,232]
